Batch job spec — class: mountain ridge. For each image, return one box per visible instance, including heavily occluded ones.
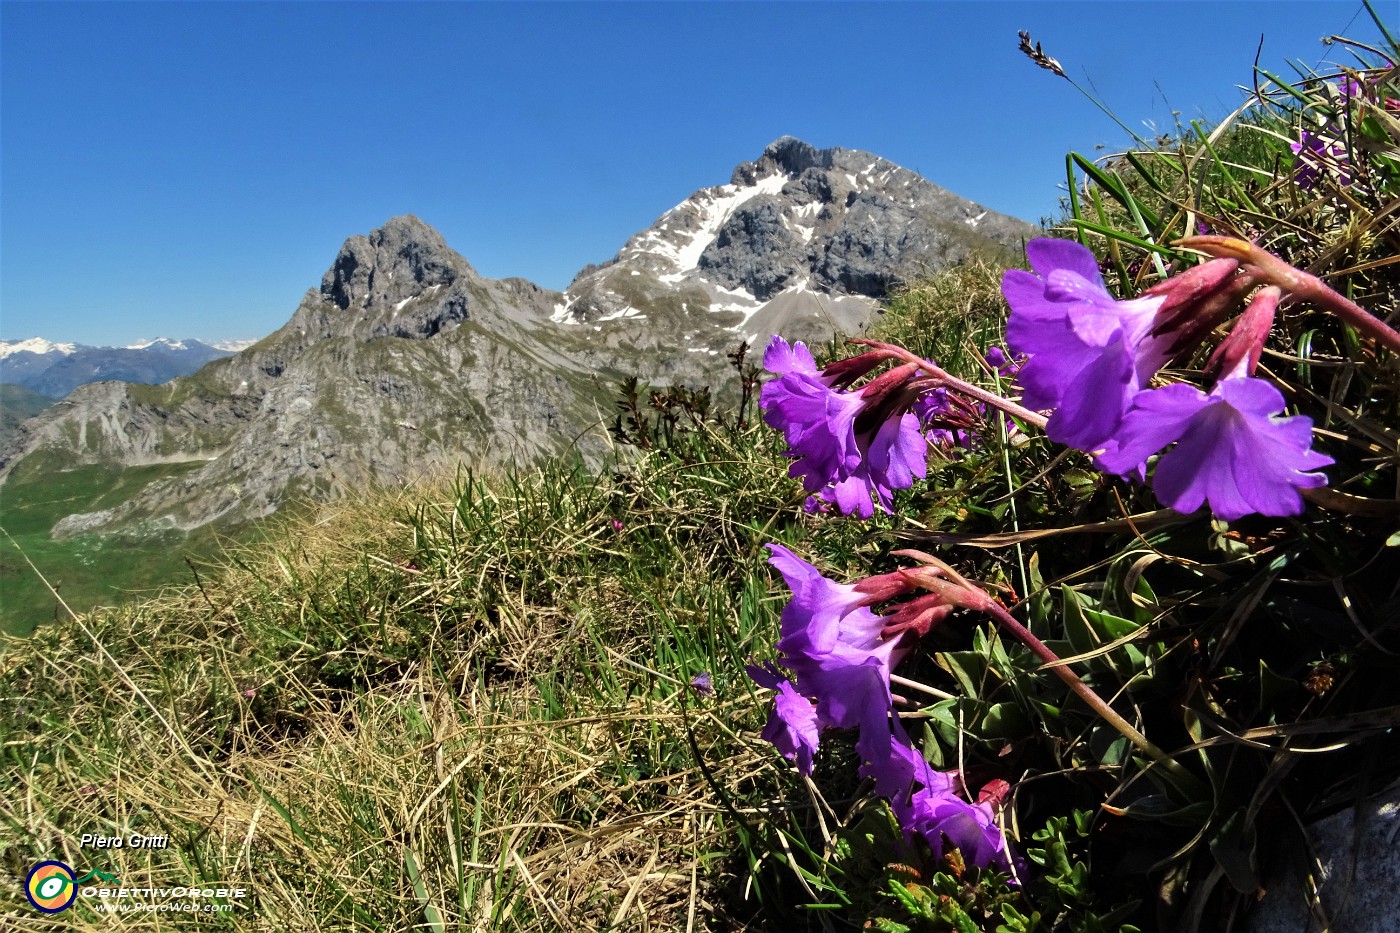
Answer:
[1,137,1037,537]
[0,337,240,399]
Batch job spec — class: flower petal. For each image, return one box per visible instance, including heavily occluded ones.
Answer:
[1026,237,1102,284]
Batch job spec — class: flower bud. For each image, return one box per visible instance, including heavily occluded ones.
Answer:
[1144,257,1247,352]
[1206,286,1281,380]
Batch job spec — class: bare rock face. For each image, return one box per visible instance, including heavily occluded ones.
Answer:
[1247,787,1400,933]
[556,136,1036,359]
[1,139,1039,538]
[320,215,468,314]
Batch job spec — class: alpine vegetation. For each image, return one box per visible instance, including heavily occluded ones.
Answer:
[738,17,1398,932]
[2,14,1398,933]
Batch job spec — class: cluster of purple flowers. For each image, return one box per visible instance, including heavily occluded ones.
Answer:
[1003,238,1332,520]
[748,544,1012,871]
[760,237,1334,522]
[1289,74,1389,190]
[760,338,929,519]
[1291,129,1354,190]
[748,234,1355,879]
[760,338,986,518]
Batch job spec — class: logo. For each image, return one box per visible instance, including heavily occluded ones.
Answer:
[25,861,77,913]
[24,862,120,913]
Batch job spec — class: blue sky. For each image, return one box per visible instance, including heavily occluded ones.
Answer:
[0,1,1388,346]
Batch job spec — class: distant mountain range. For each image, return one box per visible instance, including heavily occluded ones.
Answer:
[0,137,1036,538]
[0,337,254,399]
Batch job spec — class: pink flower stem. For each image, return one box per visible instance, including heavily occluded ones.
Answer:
[1176,236,1400,353]
[910,571,1195,783]
[980,599,1168,760]
[850,340,1051,430]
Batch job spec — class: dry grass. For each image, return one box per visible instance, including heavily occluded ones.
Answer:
[0,442,808,930]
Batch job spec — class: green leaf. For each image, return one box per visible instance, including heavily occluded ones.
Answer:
[1071,152,1163,230]
[1109,795,1213,827]
[1209,810,1262,893]
[982,701,1030,738]
[918,721,945,769]
[1060,585,1098,656]
[997,901,1039,933]
[1068,217,1175,255]
[938,650,991,698]
[404,849,446,933]
[1258,659,1298,709]
[1082,606,1138,640]
[926,699,964,750]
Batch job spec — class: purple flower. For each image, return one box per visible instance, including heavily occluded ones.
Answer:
[859,717,944,797]
[984,345,1024,379]
[748,545,914,774]
[761,337,865,487]
[689,671,714,697]
[863,721,1013,871]
[767,543,883,660]
[1095,376,1332,520]
[894,783,1011,871]
[915,387,982,450]
[1002,239,1173,453]
[761,336,929,517]
[767,544,906,727]
[747,664,822,775]
[816,412,929,517]
[1291,130,1353,189]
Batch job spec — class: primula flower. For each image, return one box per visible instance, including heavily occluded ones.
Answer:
[895,783,1011,871]
[1003,239,1250,467]
[1291,130,1353,189]
[750,545,919,776]
[915,387,984,450]
[864,721,1013,871]
[761,336,929,517]
[1095,376,1333,520]
[1002,239,1177,452]
[753,546,1017,870]
[761,337,864,486]
[984,345,1024,379]
[767,543,908,730]
[747,663,822,775]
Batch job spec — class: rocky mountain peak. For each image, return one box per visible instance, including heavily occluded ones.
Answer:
[733,136,833,185]
[559,136,1037,346]
[320,214,473,313]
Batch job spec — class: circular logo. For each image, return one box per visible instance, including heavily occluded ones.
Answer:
[26,861,78,913]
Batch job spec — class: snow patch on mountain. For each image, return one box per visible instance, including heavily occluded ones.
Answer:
[126,338,193,351]
[617,171,790,285]
[210,339,257,352]
[0,338,80,359]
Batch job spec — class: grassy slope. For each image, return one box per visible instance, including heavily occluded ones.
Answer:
[0,260,1009,929]
[0,383,54,448]
[0,460,231,635]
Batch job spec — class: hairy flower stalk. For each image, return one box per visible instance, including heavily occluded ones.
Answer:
[848,339,1050,430]
[892,550,1170,763]
[1176,235,1400,353]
